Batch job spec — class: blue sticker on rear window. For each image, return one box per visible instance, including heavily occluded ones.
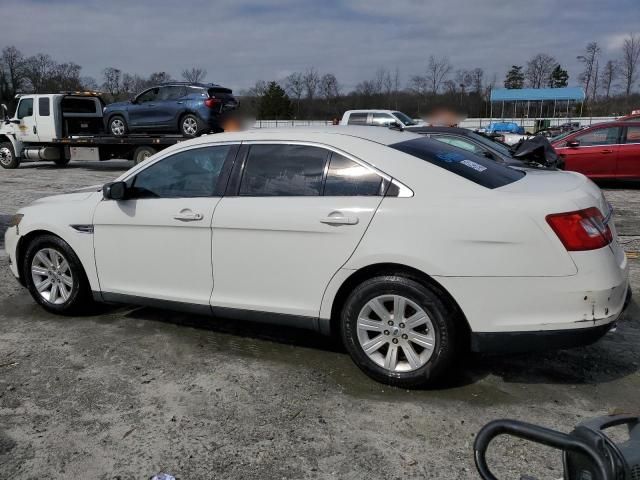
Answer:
[436,151,465,163]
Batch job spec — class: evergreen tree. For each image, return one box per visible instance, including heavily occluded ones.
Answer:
[549,65,569,87]
[504,65,524,89]
[258,81,293,119]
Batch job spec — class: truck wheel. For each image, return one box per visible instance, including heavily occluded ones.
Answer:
[0,142,19,169]
[54,156,70,167]
[108,116,128,137]
[180,114,203,137]
[133,146,156,165]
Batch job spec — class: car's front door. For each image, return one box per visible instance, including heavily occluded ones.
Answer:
[618,125,640,179]
[558,126,621,178]
[93,144,237,305]
[128,87,161,128]
[210,143,386,318]
[14,97,38,143]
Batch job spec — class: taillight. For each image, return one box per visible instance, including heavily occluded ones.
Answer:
[546,207,613,251]
[204,97,221,108]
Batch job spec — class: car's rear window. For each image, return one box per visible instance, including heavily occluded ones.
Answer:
[389,137,525,189]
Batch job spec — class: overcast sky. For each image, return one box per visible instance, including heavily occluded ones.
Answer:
[3,0,639,92]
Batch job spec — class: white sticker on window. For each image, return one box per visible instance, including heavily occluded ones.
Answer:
[460,159,487,172]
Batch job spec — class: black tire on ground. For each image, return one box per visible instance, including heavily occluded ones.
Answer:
[340,275,461,388]
[22,234,95,315]
[108,115,128,137]
[180,113,204,137]
[133,145,156,165]
[0,141,19,169]
[53,155,70,167]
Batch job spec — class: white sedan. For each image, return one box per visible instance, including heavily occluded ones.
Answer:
[4,127,631,387]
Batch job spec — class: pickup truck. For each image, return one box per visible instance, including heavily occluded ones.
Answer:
[0,92,187,169]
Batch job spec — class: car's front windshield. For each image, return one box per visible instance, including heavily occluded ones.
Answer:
[393,111,417,126]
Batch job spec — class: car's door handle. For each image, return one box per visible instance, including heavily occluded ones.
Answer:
[174,211,203,222]
[601,149,614,154]
[176,101,184,104]
[320,215,359,226]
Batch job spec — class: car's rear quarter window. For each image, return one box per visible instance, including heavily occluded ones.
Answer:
[390,137,524,189]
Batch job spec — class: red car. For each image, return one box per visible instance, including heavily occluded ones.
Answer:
[551,121,640,179]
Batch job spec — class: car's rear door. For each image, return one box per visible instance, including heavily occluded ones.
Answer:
[557,125,621,178]
[156,86,187,127]
[93,144,237,306]
[617,124,640,178]
[210,143,387,319]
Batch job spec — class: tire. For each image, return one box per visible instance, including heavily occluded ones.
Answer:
[53,156,70,167]
[22,234,95,315]
[180,113,204,138]
[133,146,156,165]
[0,141,19,169]
[341,275,460,388]
[108,115,128,137]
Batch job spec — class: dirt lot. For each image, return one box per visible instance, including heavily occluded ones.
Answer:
[1,161,639,480]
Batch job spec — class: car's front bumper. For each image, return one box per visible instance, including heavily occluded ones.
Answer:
[4,223,20,280]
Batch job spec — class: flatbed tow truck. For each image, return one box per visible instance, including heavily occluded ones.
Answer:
[0,92,192,169]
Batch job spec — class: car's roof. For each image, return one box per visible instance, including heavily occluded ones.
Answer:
[157,82,226,88]
[189,125,423,146]
[344,109,400,114]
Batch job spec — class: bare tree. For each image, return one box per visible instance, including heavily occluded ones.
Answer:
[620,33,640,96]
[577,42,600,100]
[102,67,122,97]
[248,80,268,97]
[525,53,557,88]
[80,76,99,91]
[471,68,484,95]
[302,67,320,101]
[1,46,26,96]
[425,55,452,94]
[51,62,82,91]
[600,60,618,98]
[182,67,207,83]
[319,73,340,100]
[285,72,304,117]
[590,60,599,100]
[23,54,56,93]
[409,74,429,97]
[148,72,172,84]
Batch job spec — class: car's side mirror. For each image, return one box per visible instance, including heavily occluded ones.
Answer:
[567,140,580,148]
[388,121,404,130]
[9,119,20,125]
[482,151,495,160]
[130,97,137,104]
[103,181,128,200]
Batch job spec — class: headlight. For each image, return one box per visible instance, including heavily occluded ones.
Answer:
[9,214,23,227]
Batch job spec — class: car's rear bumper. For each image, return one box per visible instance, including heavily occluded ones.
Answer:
[470,287,631,353]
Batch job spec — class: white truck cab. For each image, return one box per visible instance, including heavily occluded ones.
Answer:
[339,109,419,128]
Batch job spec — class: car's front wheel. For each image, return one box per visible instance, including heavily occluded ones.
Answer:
[0,142,19,169]
[341,275,460,388]
[23,234,94,315]
[108,116,128,137]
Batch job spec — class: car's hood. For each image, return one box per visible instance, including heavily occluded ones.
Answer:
[30,190,99,206]
[104,101,130,110]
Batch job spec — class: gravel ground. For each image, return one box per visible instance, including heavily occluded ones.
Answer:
[0,160,639,480]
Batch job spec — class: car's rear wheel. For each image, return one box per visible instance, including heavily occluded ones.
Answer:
[23,234,94,315]
[181,114,203,137]
[133,145,156,165]
[0,142,19,169]
[341,275,460,388]
[108,116,127,137]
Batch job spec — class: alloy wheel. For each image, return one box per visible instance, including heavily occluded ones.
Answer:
[182,117,198,136]
[110,118,125,136]
[357,294,436,372]
[30,248,74,305]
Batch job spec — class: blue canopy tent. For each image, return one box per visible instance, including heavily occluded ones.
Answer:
[488,87,585,126]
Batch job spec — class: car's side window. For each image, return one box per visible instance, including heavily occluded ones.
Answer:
[38,98,50,116]
[17,98,33,119]
[324,153,383,196]
[371,113,394,126]
[160,86,187,101]
[575,127,621,146]
[131,145,232,198]
[624,126,640,143]
[137,88,159,103]
[239,144,328,196]
[347,113,368,125]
